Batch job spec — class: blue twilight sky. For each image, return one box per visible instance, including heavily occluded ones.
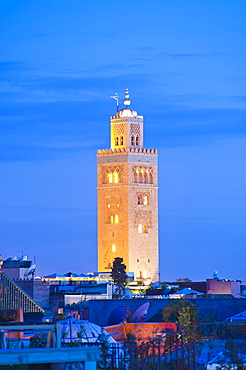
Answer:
[1,0,246,282]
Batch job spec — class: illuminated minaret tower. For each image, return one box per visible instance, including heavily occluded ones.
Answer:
[97,89,159,283]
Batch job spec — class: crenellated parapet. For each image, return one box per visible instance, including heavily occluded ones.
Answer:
[97,148,158,155]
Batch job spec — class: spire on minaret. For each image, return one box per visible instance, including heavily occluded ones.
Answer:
[124,88,131,107]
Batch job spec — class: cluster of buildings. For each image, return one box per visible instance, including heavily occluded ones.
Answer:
[1,91,246,368]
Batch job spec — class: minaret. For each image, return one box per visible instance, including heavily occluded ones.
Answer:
[97,89,159,283]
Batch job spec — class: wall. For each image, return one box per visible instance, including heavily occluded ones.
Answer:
[206,279,241,297]
[88,298,246,327]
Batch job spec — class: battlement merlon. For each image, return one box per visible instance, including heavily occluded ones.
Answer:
[110,117,144,123]
[97,148,158,155]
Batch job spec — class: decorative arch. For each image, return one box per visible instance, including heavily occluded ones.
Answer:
[131,135,135,146]
[135,210,152,229]
[132,166,153,184]
[103,166,123,184]
[137,193,143,205]
[143,194,150,205]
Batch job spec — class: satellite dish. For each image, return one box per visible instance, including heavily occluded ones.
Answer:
[108,306,132,326]
[20,255,28,262]
[131,302,151,323]
[24,264,37,277]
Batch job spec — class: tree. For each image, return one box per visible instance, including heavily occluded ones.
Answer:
[110,257,128,298]
[162,300,198,343]
[162,299,197,328]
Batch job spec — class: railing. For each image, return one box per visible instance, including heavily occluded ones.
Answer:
[96,322,246,370]
[1,322,246,369]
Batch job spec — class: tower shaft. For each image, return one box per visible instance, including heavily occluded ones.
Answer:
[97,91,159,283]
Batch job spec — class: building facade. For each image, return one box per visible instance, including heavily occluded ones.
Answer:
[97,90,159,283]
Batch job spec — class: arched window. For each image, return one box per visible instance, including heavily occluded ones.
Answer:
[144,172,148,184]
[138,224,143,234]
[131,135,135,146]
[143,195,149,205]
[112,243,116,253]
[137,195,142,205]
[110,215,119,224]
[115,137,119,146]
[108,173,113,183]
[138,223,148,234]
[149,172,153,184]
[136,136,139,146]
[113,171,119,183]
[120,136,124,145]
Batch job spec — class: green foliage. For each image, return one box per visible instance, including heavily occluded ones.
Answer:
[29,332,46,348]
[162,299,198,328]
[111,257,128,298]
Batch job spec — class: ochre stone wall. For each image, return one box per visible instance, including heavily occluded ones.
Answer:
[97,107,159,283]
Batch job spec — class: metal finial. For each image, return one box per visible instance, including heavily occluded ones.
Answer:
[110,93,120,112]
[124,88,131,107]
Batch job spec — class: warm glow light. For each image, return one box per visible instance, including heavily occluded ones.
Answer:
[115,215,119,223]
[143,195,148,205]
[141,168,145,174]
[143,270,148,279]
[108,173,113,183]
[136,169,140,174]
[117,203,120,208]
[112,243,116,252]
[138,224,143,234]
[110,215,114,223]
[113,171,119,183]
[108,204,111,208]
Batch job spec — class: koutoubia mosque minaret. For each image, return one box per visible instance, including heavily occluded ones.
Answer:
[97,89,159,283]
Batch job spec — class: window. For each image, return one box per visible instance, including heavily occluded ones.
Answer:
[148,259,150,263]
[115,137,119,146]
[120,136,124,145]
[136,136,139,146]
[113,171,119,183]
[106,169,121,184]
[108,173,113,183]
[112,243,116,253]
[137,259,139,262]
[131,135,135,146]
[138,223,147,234]
[110,215,119,224]
[143,195,149,205]
[143,225,148,233]
[137,195,142,205]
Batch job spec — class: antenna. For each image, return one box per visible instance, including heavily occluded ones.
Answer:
[110,93,121,112]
